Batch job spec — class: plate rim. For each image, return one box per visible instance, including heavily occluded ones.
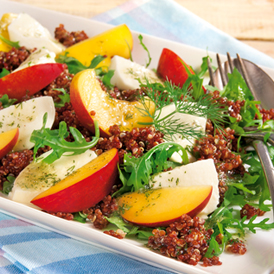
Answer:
[1,1,274,274]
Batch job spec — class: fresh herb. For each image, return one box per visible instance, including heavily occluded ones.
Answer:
[221,68,254,101]
[30,113,100,164]
[0,94,17,108]
[0,68,10,78]
[181,61,205,100]
[205,199,274,258]
[203,141,274,258]
[56,53,106,74]
[2,176,15,195]
[53,88,70,108]
[115,142,188,196]
[127,43,133,62]
[73,212,88,223]
[102,69,114,89]
[0,34,20,49]
[198,55,214,78]
[138,80,227,140]
[106,214,153,240]
[138,34,151,68]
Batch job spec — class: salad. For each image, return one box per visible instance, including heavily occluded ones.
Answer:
[0,12,274,269]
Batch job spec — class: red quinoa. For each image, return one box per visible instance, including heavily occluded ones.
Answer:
[240,204,265,219]
[54,24,89,47]
[147,214,222,266]
[0,46,32,72]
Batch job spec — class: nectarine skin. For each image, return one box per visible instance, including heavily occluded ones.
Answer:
[0,128,19,159]
[157,48,194,88]
[157,48,206,93]
[0,63,66,100]
[31,148,119,213]
[118,186,212,227]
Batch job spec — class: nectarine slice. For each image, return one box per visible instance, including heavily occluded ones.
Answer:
[58,24,133,68]
[0,63,66,100]
[117,186,212,227]
[70,69,155,137]
[0,128,19,159]
[0,13,18,52]
[31,148,119,213]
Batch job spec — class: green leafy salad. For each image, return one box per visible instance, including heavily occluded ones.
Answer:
[1,19,274,268]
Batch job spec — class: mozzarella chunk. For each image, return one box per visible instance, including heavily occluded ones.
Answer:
[109,55,162,90]
[13,48,56,73]
[9,150,97,208]
[150,159,219,216]
[156,103,207,163]
[0,96,55,151]
[8,13,65,53]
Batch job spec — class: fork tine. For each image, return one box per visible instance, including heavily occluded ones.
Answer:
[207,57,216,87]
[236,54,258,101]
[226,52,234,73]
[216,54,228,87]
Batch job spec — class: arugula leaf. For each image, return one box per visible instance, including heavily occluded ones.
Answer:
[53,88,70,108]
[106,215,131,233]
[73,212,88,223]
[30,113,100,164]
[115,142,188,196]
[0,34,20,49]
[242,149,272,211]
[138,34,151,68]
[197,55,212,78]
[0,94,17,108]
[0,68,10,78]
[56,53,106,74]
[102,69,114,89]
[2,176,15,195]
[260,119,274,131]
[221,68,254,101]
[238,99,262,128]
[204,172,274,258]
[105,215,153,240]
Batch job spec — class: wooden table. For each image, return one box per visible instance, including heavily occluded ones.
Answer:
[9,0,274,59]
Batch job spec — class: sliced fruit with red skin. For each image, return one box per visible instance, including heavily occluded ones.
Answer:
[117,185,213,227]
[0,128,19,159]
[31,148,119,213]
[0,63,66,100]
[70,69,155,137]
[157,48,206,92]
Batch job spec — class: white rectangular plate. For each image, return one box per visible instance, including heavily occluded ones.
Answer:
[1,1,274,273]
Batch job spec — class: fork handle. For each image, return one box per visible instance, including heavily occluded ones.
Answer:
[253,140,274,212]
[244,132,274,147]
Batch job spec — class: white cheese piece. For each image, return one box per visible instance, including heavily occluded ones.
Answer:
[150,159,219,216]
[8,149,97,208]
[108,55,162,90]
[156,103,207,163]
[0,96,55,151]
[8,13,65,53]
[13,48,56,73]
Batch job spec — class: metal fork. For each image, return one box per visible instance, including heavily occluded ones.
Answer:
[207,53,274,215]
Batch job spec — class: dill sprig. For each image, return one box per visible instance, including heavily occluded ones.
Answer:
[137,79,228,140]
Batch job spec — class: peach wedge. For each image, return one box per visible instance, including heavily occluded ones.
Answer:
[70,69,155,137]
[0,128,19,159]
[31,148,119,213]
[117,185,213,227]
[58,24,133,68]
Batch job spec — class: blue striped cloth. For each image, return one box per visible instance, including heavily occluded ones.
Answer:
[1,0,274,273]
[93,0,274,69]
[0,212,173,273]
